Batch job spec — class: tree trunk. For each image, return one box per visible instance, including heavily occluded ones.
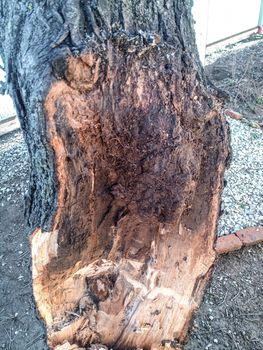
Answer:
[0,1,230,349]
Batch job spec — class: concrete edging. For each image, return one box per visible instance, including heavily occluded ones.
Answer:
[0,117,20,137]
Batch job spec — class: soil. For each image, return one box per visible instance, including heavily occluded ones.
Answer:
[0,37,263,349]
[185,244,263,350]
[0,131,48,350]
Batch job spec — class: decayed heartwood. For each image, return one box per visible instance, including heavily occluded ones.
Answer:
[0,0,230,349]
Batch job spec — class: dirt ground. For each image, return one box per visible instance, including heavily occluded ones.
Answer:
[185,245,263,350]
[0,37,263,350]
[0,132,48,350]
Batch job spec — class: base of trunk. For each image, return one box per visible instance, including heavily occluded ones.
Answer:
[32,167,225,349]
[30,46,229,349]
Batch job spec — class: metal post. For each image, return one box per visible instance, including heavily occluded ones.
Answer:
[257,0,263,34]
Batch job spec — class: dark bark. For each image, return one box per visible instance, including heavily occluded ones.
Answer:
[0,1,230,349]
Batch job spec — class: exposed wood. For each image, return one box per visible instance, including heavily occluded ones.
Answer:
[0,0,230,349]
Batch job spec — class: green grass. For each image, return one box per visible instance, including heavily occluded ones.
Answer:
[251,132,261,140]
[256,96,263,105]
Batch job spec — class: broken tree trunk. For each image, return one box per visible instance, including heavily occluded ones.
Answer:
[0,0,230,349]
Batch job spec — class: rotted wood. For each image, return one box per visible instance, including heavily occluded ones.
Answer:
[0,0,230,349]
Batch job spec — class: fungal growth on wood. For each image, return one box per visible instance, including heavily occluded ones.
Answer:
[0,0,230,349]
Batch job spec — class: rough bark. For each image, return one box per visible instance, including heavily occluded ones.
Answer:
[0,1,230,349]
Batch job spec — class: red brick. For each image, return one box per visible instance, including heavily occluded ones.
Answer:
[215,234,242,255]
[235,227,263,246]
[224,109,243,120]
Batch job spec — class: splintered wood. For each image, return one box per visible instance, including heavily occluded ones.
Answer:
[31,50,229,349]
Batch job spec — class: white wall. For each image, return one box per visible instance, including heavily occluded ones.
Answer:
[207,0,261,44]
[0,58,16,122]
[193,0,261,63]
[192,0,210,63]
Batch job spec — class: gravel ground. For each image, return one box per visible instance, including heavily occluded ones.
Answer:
[217,117,263,236]
[205,35,263,66]
[205,36,263,236]
[0,131,29,206]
